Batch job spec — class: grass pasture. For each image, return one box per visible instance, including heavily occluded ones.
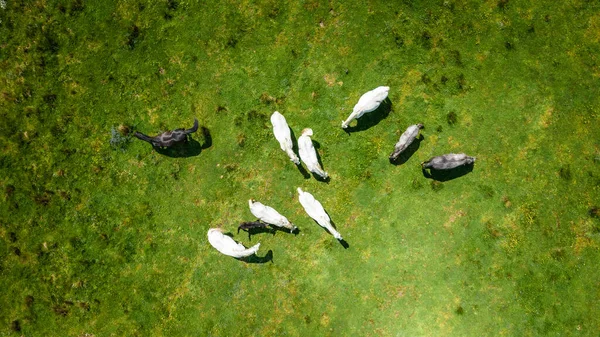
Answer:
[1,0,600,336]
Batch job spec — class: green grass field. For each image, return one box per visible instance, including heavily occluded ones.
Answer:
[1,0,600,335]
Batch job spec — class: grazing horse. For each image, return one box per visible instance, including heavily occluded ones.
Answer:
[389,123,424,161]
[297,187,342,240]
[271,111,300,165]
[298,128,328,180]
[341,86,389,129]
[134,118,199,148]
[248,199,297,232]
[237,221,268,234]
[207,228,260,258]
[421,153,476,170]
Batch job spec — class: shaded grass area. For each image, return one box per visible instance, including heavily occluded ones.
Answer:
[1,0,599,335]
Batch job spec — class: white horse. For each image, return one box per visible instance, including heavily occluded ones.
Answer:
[297,187,342,240]
[207,228,260,258]
[341,86,390,128]
[298,128,328,179]
[271,111,300,165]
[248,199,297,232]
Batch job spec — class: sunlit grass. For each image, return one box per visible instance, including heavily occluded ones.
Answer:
[1,0,599,336]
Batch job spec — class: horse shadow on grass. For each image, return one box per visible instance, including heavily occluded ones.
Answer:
[311,140,330,183]
[239,225,300,241]
[422,163,474,182]
[313,216,349,249]
[240,250,273,264]
[289,128,311,179]
[238,226,277,241]
[289,128,329,182]
[222,231,274,264]
[153,126,212,158]
[343,97,393,134]
[389,134,424,166]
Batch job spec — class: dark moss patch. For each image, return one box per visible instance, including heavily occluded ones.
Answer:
[479,185,495,198]
[450,50,462,66]
[447,111,458,125]
[127,25,140,50]
[167,0,179,11]
[25,295,34,308]
[10,320,21,332]
[26,23,39,39]
[171,165,180,180]
[33,191,54,206]
[558,166,571,181]
[43,93,57,106]
[259,92,277,105]
[420,31,432,49]
[455,305,464,315]
[394,35,404,48]
[224,163,238,173]
[267,7,280,19]
[52,304,69,316]
[246,110,267,122]
[227,36,238,48]
[9,231,17,243]
[551,248,566,261]
[70,236,85,250]
[431,180,444,191]
[498,0,509,10]
[411,178,423,190]
[70,0,84,14]
[39,31,59,54]
[589,207,599,219]
[61,148,77,157]
[421,73,431,84]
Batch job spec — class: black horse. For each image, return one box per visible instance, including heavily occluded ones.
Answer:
[237,221,268,234]
[134,118,198,148]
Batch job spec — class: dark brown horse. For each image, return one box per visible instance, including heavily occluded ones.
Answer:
[134,118,198,148]
[237,221,268,234]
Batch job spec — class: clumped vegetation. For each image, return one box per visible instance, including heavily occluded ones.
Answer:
[447,111,458,125]
[0,1,599,336]
[590,207,600,219]
[109,125,132,152]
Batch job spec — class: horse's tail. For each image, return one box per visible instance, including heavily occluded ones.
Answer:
[134,131,154,144]
[389,148,402,162]
[313,166,329,180]
[185,118,199,134]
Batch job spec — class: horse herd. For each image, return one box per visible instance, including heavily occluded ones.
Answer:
[133,86,476,260]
